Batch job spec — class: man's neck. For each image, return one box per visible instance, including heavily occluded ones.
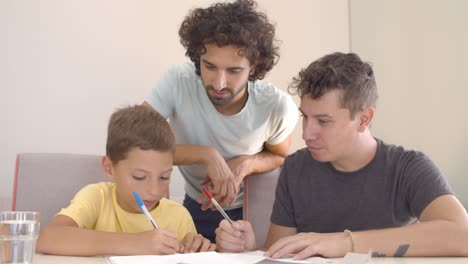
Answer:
[331,131,377,172]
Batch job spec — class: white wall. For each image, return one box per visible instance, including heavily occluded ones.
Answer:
[1,0,350,208]
[350,0,468,208]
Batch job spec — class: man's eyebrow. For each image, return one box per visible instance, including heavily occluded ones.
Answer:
[298,108,333,118]
[201,59,215,66]
[201,59,246,71]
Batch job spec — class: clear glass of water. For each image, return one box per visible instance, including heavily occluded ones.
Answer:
[0,211,40,264]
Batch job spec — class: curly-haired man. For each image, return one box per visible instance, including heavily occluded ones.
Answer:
[143,0,298,242]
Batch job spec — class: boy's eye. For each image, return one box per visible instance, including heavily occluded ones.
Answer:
[160,176,170,181]
[133,175,146,181]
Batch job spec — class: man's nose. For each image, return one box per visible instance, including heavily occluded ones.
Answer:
[302,120,320,141]
[212,71,227,91]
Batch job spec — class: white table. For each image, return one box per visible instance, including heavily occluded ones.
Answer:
[34,254,468,264]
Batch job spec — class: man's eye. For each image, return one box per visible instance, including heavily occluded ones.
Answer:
[318,120,329,125]
[228,69,241,74]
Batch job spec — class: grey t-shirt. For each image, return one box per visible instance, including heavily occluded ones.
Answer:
[146,63,298,209]
[271,138,453,232]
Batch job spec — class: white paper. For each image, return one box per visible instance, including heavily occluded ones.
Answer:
[107,250,340,264]
[339,251,371,264]
[107,251,230,264]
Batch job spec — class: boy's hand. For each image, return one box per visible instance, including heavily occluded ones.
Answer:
[137,229,179,255]
[179,232,216,253]
[215,219,257,252]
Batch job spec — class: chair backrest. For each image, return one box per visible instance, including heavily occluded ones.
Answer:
[12,153,104,227]
[243,167,281,248]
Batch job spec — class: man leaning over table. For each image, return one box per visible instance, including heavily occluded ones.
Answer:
[143,0,298,243]
[215,52,468,258]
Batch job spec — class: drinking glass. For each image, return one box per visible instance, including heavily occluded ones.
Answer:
[0,211,40,264]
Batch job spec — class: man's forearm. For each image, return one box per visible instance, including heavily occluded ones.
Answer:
[174,144,216,166]
[247,150,285,175]
[353,220,468,257]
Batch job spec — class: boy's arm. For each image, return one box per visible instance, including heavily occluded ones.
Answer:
[265,195,468,259]
[36,215,180,256]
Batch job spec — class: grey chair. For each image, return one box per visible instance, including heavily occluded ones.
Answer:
[12,153,104,228]
[243,167,281,248]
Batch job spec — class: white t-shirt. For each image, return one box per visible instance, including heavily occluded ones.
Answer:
[146,63,298,209]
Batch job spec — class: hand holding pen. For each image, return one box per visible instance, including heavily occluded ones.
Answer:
[197,150,238,210]
[203,187,257,252]
[132,191,180,254]
[203,187,234,224]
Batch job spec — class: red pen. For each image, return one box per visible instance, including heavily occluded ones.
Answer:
[202,187,233,224]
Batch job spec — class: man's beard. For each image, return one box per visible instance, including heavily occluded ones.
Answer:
[205,82,247,106]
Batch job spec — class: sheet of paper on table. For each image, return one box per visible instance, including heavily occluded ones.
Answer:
[107,250,370,264]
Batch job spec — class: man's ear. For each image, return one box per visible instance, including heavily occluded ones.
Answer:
[357,107,375,132]
[249,60,261,76]
[101,156,115,181]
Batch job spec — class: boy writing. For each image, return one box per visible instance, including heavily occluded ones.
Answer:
[37,105,215,255]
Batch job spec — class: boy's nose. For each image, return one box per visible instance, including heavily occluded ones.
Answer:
[142,181,156,197]
[147,185,160,197]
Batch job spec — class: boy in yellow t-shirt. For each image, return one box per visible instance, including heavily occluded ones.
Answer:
[37,105,215,256]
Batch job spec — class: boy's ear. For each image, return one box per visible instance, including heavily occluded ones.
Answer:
[357,107,374,132]
[101,156,115,181]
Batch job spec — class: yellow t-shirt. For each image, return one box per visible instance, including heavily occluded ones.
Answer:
[58,182,196,242]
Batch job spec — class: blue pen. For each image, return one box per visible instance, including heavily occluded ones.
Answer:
[132,191,158,229]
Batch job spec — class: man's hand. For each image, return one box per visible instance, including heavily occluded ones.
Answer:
[179,232,216,253]
[227,154,255,189]
[198,148,237,209]
[215,220,257,252]
[265,232,350,259]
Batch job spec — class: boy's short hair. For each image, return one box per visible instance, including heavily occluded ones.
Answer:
[289,52,378,118]
[106,105,175,163]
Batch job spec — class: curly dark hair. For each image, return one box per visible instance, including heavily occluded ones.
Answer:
[178,0,279,81]
[289,52,378,118]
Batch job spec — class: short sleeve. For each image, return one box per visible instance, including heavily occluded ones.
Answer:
[176,208,197,242]
[266,95,298,145]
[145,66,179,119]
[57,184,103,229]
[400,152,453,218]
[270,157,296,227]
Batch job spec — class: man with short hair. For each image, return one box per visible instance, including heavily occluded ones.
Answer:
[215,52,468,257]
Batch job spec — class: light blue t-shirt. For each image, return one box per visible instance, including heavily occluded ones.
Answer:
[146,63,298,209]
